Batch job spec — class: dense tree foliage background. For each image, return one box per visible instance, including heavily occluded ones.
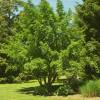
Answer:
[0,0,100,95]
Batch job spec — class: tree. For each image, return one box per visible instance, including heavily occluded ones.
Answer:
[1,33,28,77]
[12,0,74,87]
[76,0,100,41]
[0,0,21,40]
[0,0,37,79]
[23,0,61,94]
[60,38,100,81]
[56,0,71,50]
[76,0,100,79]
[0,0,22,77]
[12,0,71,93]
[56,0,65,20]
[24,43,60,91]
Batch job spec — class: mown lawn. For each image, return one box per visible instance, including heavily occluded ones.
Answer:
[0,82,99,100]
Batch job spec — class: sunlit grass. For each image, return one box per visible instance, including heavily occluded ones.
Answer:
[0,82,100,100]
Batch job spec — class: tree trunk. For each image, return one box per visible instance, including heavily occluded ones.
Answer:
[38,78,43,86]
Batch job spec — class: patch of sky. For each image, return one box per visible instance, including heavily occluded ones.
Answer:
[16,0,83,15]
[32,0,83,11]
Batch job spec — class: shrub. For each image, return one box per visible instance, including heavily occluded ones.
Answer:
[65,76,83,92]
[13,76,22,83]
[0,76,15,83]
[80,80,100,97]
[0,78,7,83]
[18,73,33,81]
[6,76,15,83]
[32,86,48,96]
[55,85,73,96]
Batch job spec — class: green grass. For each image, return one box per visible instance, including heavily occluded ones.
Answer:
[0,82,65,100]
[0,82,100,100]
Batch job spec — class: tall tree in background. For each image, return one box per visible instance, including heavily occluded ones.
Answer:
[0,0,21,40]
[76,0,100,41]
[0,0,22,77]
[0,0,35,79]
[76,0,100,79]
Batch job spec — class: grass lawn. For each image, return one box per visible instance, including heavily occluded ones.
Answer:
[0,82,100,100]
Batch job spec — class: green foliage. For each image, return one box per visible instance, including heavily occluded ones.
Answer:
[1,33,28,77]
[83,40,100,79]
[0,0,21,41]
[0,53,8,77]
[32,86,48,96]
[0,77,7,83]
[76,0,100,41]
[24,46,60,87]
[56,0,65,20]
[17,0,70,90]
[0,0,23,78]
[65,76,83,92]
[6,76,15,83]
[13,76,22,83]
[0,0,100,97]
[60,38,100,80]
[80,80,100,97]
[60,39,85,79]
[24,58,47,79]
[55,85,73,96]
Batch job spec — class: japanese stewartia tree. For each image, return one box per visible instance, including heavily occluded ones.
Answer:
[24,42,61,94]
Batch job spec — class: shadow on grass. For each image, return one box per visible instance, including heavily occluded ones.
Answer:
[17,85,61,96]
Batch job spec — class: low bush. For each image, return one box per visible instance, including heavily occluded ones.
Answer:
[32,86,48,96]
[0,77,7,83]
[66,77,83,92]
[6,76,15,83]
[80,80,100,97]
[55,85,73,96]
[0,76,22,83]
[13,76,22,83]
[0,76,15,83]
[18,73,33,81]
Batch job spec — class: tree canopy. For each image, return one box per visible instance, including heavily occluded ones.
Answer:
[0,0,100,95]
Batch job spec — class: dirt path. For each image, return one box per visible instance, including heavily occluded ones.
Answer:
[67,94,100,100]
